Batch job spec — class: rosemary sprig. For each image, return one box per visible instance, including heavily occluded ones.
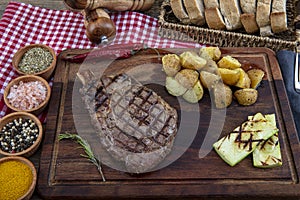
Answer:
[58,132,106,182]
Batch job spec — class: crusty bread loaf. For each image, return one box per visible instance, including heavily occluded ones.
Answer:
[271,12,288,33]
[203,0,219,8]
[256,0,272,27]
[205,7,226,30]
[183,0,206,26]
[170,0,190,24]
[272,0,287,12]
[240,13,259,33]
[219,0,242,30]
[240,0,257,13]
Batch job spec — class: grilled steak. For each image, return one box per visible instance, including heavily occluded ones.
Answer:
[77,71,178,173]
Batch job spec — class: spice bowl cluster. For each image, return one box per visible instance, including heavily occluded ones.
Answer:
[0,43,55,199]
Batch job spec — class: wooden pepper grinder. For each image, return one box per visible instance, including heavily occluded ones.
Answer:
[72,0,155,11]
[82,8,116,44]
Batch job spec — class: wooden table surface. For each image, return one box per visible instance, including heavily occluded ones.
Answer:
[0,1,162,199]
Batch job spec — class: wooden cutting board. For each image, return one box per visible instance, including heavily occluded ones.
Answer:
[37,47,300,199]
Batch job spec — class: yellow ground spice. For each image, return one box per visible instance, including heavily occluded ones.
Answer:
[0,160,33,200]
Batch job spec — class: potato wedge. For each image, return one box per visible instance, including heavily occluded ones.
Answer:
[199,46,222,61]
[234,68,251,89]
[201,59,219,74]
[212,82,233,108]
[218,68,241,86]
[247,68,265,89]
[175,69,199,89]
[200,70,221,89]
[165,76,188,96]
[182,80,204,103]
[162,54,181,77]
[217,55,241,69]
[180,51,207,70]
[234,88,258,106]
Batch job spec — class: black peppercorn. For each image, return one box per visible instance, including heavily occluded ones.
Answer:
[0,117,39,153]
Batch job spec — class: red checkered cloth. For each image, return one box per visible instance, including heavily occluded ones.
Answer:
[0,1,202,121]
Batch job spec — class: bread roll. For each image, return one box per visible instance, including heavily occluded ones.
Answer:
[219,0,242,30]
[170,0,190,24]
[183,0,206,26]
[205,7,226,30]
[240,13,259,33]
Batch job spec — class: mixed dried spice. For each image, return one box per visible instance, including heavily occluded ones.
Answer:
[0,117,39,153]
[0,160,33,200]
[18,47,53,74]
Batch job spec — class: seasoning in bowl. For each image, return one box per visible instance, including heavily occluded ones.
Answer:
[0,117,39,154]
[4,75,51,115]
[0,156,37,200]
[0,112,43,157]
[6,80,47,111]
[18,47,53,74]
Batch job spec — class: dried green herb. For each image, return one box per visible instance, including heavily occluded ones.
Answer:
[58,132,106,182]
[18,47,53,74]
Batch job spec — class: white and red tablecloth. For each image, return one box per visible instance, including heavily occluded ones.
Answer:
[0,1,202,120]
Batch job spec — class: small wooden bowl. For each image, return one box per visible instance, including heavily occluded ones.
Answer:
[0,112,43,157]
[4,75,51,115]
[0,156,37,200]
[12,44,56,80]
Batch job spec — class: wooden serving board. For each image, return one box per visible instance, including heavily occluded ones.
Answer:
[38,47,300,199]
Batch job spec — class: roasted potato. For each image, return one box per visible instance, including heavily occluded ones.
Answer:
[162,54,181,77]
[234,88,258,106]
[247,68,265,89]
[200,70,221,89]
[212,82,233,108]
[201,59,219,74]
[175,69,199,89]
[217,55,241,69]
[218,68,241,86]
[180,51,207,71]
[234,68,251,89]
[165,76,188,96]
[182,80,204,103]
[199,46,222,61]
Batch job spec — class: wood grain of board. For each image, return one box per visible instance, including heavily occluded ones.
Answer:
[37,47,300,199]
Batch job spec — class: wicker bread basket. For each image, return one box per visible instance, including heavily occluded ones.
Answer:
[158,0,299,51]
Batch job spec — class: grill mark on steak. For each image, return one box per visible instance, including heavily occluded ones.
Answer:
[77,71,178,173]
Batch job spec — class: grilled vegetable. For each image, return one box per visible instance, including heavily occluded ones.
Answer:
[180,51,207,70]
[217,55,241,69]
[182,80,204,103]
[175,69,199,89]
[199,46,222,61]
[162,54,181,77]
[234,88,258,106]
[251,114,282,168]
[213,113,278,166]
[165,76,188,96]
[247,68,265,89]
[218,68,241,86]
[234,68,251,89]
